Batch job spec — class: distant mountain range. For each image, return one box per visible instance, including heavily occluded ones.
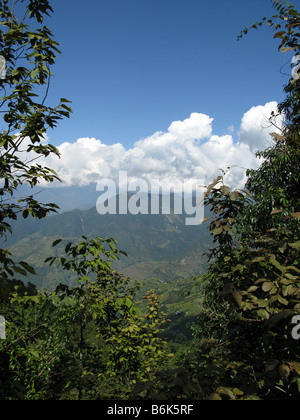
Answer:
[11,183,103,213]
[4,191,212,291]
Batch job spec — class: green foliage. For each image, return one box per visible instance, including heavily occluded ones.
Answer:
[0,1,170,401]
[0,0,72,281]
[0,286,65,399]
[1,0,299,402]
[238,1,300,129]
[97,289,172,399]
[187,0,300,400]
[0,235,171,399]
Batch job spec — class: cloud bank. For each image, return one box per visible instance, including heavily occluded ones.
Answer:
[38,101,282,190]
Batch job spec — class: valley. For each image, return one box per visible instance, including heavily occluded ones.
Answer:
[3,194,212,339]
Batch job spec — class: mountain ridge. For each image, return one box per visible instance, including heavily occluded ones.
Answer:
[4,193,212,290]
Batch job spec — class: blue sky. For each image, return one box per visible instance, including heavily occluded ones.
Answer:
[26,0,294,191]
[45,0,291,147]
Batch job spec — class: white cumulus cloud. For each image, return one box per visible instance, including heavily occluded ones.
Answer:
[238,101,283,152]
[36,101,283,190]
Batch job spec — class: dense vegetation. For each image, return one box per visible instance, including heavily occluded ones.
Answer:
[0,0,299,400]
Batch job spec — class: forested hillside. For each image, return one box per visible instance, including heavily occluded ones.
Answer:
[6,197,210,288]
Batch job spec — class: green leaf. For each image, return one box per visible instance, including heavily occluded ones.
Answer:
[30,295,40,304]
[276,294,288,306]
[23,209,29,219]
[271,208,283,215]
[230,191,240,201]
[19,261,36,275]
[262,282,274,292]
[284,273,298,281]
[11,69,19,77]
[274,30,286,39]
[257,299,269,308]
[288,241,300,250]
[269,258,285,273]
[52,239,62,247]
[12,265,27,276]
[232,290,243,308]
[216,387,236,400]
[31,68,39,79]
[220,185,230,195]
[233,388,244,397]
[65,242,72,253]
[291,212,300,220]
[279,46,295,52]
[213,226,223,236]
[252,257,266,263]
[125,297,133,308]
[257,309,270,320]
[247,286,259,293]
[278,364,290,380]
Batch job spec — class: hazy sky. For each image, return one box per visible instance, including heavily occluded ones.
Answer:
[30,0,295,188]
